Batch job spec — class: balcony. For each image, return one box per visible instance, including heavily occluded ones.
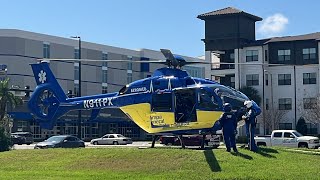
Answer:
[211,64,235,76]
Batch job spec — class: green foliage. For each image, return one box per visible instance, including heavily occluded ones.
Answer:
[296,117,307,135]
[0,78,22,133]
[0,127,11,152]
[239,86,261,106]
[0,148,319,179]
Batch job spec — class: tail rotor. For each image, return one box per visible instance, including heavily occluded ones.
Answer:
[28,62,68,129]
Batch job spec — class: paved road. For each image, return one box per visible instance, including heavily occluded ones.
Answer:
[13,141,165,150]
[13,142,320,150]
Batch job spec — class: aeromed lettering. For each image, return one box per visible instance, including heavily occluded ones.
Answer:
[83,97,114,108]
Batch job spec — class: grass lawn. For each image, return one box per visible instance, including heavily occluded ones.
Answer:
[0,147,319,180]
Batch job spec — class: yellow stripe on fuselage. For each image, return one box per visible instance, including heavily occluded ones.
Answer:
[120,103,223,134]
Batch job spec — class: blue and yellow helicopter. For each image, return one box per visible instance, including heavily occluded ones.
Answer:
[28,49,259,147]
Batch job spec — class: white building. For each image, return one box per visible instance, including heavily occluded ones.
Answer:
[199,7,320,134]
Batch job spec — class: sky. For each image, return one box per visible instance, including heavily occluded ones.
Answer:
[1,0,320,57]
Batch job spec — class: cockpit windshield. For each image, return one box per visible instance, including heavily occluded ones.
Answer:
[119,85,128,95]
[210,85,249,109]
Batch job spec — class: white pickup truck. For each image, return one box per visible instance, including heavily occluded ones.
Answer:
[254,130,320,149]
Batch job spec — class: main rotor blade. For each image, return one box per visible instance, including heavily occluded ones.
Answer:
[37,58,316,67]
[38,58,167,63]
[160,49,179,67]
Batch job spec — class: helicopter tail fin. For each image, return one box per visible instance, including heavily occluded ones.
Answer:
[30,62,67,101]
[28,62,68,129]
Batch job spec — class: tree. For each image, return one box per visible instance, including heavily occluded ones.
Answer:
[264,107,288,134]
[239,86,261,106]
[296,117,307,135]
[0,78,22,133]
[300,97,320,125]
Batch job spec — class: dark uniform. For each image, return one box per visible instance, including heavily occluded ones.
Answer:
[243,101,258,152]
[219,103,238,152]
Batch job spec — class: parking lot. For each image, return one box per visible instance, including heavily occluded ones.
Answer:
[13,141,165,150]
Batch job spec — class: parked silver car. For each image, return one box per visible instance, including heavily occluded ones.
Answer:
[90,134,132,145]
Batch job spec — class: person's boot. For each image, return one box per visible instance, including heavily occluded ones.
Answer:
[233,147,238,153]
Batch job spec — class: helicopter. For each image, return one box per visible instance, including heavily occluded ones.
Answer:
[27,49,260,148]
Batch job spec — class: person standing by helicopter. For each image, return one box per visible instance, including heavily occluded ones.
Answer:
[219,103,238,153]
[243,100,261,152]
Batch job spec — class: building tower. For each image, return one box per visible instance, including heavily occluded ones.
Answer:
[197,7,262,88]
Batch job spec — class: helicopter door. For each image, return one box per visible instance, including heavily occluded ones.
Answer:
[174,88,197,123]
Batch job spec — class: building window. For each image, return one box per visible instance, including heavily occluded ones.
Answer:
[127,73,132,83]
[230,76,235,88]
[229,53,235,69]
[74,83,79,97]
[264,50,268,62]
[278,74,291,85]
[230,53,235,60]
[246,50,258,62]
[184,66,204,78]
[303,73,316,84]
[102,53,108,67]
[306,123,318,134]
[279,98,292,110]
[266,98,269,110]
[74,48,80,59]
[102,86,108,94]
[265,74,268,86]
[246,74,259,86]
[278,50,290,61]
[279,123,292,130]
[16,120,28,132]
[303,48,316,60]
[43,43,50,58]
[74,63,79,80]
[141,57,149,72]
[31,122,42,139]
[102,70,108,83]
[127,56,133,70]
[303,98,317,109]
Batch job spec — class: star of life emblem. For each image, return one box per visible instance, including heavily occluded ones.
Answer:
[38,70,47,83]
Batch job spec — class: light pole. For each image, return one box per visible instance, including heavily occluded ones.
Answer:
[71,36,82,139]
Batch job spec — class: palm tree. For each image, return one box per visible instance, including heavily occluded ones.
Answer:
[0,78,22,132]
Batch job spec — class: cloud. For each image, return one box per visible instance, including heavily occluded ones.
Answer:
[258,13,289,37]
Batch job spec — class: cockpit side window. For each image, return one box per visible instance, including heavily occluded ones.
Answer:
[185,78,195,86]
[152,92,173,112]
[211,85,248,110]
[119,85,128,95]
[198,88,220,110]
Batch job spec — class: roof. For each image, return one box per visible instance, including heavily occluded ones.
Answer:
[197,7,262,21]
[243,39,272,47]
[266,32,320,43]
[243,32,320,47]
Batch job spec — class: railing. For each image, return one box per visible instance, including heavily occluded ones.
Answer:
[211,64,235,70]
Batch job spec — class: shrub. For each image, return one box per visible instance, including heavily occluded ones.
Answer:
[296,117,307,135]
[0,127,12,152]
